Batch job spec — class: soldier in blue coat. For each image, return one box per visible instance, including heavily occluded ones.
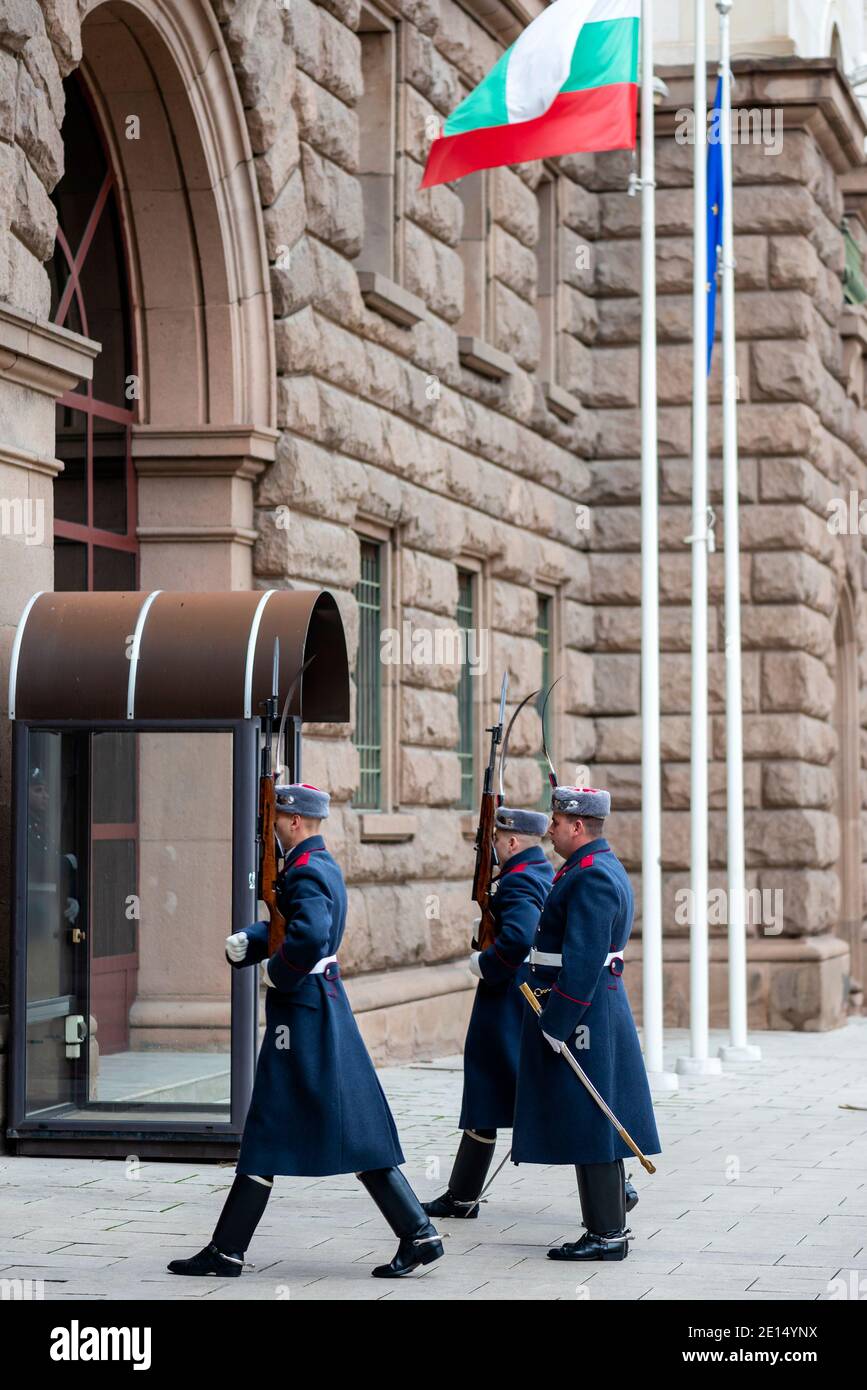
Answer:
[423,807,554,1218]
[512,787,661,1261]
[168,784,444,1280]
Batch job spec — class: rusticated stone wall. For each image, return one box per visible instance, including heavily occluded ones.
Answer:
[583,61,867,1030]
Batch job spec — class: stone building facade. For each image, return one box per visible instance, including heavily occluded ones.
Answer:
[1,0,867,1143]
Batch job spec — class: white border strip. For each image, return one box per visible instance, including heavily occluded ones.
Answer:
[126,590,163,719]
[8,591,44,721]
[243,590,275,719]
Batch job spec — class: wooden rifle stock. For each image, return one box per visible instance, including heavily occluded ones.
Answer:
[472,791,497,951]
[259,773,286,957]
[258,639,286,959]
[471,674,508,954]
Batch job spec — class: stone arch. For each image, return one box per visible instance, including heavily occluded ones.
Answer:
[832,582,863,1011]
[72,0,278,588]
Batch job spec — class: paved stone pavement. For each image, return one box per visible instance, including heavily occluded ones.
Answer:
[1,1023,866,1302]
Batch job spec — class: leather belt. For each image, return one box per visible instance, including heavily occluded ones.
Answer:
[529,948,562,966]
[529,948,625,974]
[309,954,338,975]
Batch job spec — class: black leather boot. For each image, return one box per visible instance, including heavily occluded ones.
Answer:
[357,1167,445,1277]
[422,1128,497,1219]
[167,1173,273,1277]
[548,1160,629,1262]
[167,1241,244,1277]
[625,1173,639,1212]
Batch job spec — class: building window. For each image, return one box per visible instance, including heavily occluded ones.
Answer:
[354,538,384,809]
[536,592,554,808]
[48,74,138,593]
[843,218,867,306]
[456,568,476,809]
[536,173,559,386]
[457,173,490,340]
[356,4,397,280]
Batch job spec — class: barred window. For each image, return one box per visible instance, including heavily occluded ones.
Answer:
[456,569,476,809]
[354,539,383,810]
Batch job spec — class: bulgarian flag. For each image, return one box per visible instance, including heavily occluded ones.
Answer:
[421,0,640,189]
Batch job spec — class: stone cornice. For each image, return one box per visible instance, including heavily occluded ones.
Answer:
[655,56,867,175]
[136,524,259,545]
[454,0,544,47]
[0,305,100,398]
[131,424,279,479]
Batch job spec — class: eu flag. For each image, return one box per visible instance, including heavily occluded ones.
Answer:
[706,76,724,374]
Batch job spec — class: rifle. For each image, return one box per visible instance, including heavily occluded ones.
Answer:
[258,639,286,958]
[471,673,508,951]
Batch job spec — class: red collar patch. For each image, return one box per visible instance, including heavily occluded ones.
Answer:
[290,847,326,870]
[553,847,611,882]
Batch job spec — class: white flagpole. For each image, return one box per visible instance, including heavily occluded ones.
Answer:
[640,0,677,1093]
[716,0,761,1064]
[678,0,721,1077]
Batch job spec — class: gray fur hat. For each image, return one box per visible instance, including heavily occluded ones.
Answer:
[274,783,330,819]
[551,785,611,819]
[495,806,549,837]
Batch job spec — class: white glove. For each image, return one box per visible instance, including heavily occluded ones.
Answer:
[260,960,275,988]
[468,951,482,979]
[225,932,249,962]
[542,1029,563,1053]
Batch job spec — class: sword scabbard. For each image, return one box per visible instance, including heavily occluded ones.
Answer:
[518,981,656,1175]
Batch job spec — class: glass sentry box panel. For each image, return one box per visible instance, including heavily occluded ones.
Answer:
[23,730,235,1125]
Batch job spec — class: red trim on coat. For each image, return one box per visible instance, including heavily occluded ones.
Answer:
[553,984,591,1005]
[493,944,520,970]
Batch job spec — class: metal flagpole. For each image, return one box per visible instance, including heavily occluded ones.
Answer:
[716,0,761,1064]
[678,0,721,1077]
[639,0,677,1093]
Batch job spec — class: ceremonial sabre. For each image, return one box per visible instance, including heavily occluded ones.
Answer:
[519,981,656,1175]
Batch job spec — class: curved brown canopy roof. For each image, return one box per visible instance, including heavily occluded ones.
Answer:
[9,589,349,724]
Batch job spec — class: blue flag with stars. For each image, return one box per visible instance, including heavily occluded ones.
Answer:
[707,76,724,374]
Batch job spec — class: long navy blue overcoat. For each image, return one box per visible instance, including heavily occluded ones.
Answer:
[512,838,662,1166]
[230,835,404,1176]
[459,844,554,1130]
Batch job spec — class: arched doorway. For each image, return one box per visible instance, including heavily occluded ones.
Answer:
[49,72,138,595]
[73,0,277,592]
[833,586,863,1012]
[33,0,278,1070]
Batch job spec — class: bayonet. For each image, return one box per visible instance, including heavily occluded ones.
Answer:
[276,653,317,780]
[497,688,540,803]
[539,676,563,791]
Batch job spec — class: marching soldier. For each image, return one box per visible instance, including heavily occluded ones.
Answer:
[168,784,444,1280]
[424,807,554,1218]
[512,787,661,1261]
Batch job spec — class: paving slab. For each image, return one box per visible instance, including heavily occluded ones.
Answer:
[1,1023,866,1301]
